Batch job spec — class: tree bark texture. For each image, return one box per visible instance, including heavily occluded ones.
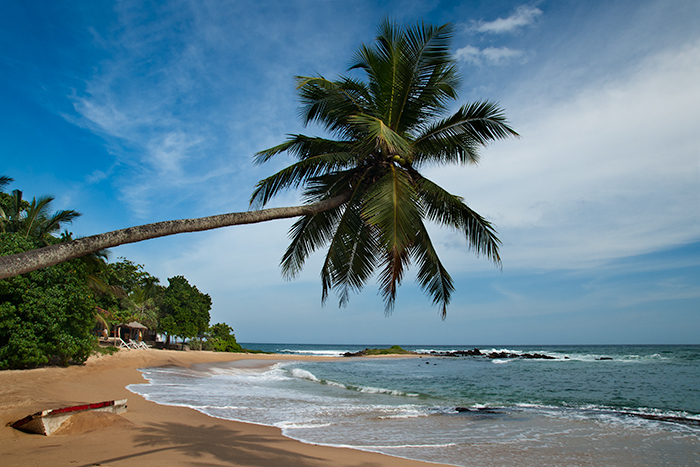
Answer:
[0,193,350,279]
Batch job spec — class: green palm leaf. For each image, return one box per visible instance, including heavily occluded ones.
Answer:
[413,101,519,166]
[412,221,455,318]
[250,149,355,208]
[414,174,501,264]
[363,166,423,310]
[0,175,12,192]
[320,197,379,307]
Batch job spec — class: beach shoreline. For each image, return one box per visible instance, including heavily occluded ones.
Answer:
[0,349,445,467]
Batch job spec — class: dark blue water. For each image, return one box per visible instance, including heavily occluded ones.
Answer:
[131,344,700,466]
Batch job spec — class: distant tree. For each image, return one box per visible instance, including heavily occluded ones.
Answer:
[107,258,161,294]
[0,233,96,369]
[0,176,11,191]
[0,189,80,243]
[126,284,162,329]
[0,176,14,222]
[96,258,164,329]
[205,322,243,352]
[159,276,211,349]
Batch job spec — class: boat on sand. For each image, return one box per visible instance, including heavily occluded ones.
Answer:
[10,399,128,435]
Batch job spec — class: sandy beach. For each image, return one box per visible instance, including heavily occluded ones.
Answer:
[0,349,447,467]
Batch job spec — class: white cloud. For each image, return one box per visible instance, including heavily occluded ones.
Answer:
[454,45,481,63]
[455,45,526,65]
[427,39,700,272]
[471,5,542,34]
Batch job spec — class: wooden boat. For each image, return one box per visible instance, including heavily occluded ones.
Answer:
[10,399,128,435]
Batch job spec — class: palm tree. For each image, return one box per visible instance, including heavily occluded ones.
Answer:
[0,176,14,225]
[0,21,517,317]
[0,176,11,192]
[250,20,517,316]
[0,189,81,242]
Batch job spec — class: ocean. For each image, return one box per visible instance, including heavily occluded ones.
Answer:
[127,344,700,466]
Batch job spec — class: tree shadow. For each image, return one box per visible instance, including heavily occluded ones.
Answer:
[82,421,328,466]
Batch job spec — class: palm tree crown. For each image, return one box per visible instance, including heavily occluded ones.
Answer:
[250,20,518,317]
[0,188,81,243]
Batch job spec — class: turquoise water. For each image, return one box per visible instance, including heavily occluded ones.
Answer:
[129,344,700,466]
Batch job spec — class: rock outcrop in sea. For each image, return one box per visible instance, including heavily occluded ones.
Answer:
[343,347,560,359]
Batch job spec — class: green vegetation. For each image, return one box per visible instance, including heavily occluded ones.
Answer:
[0,178,241,368]
[0,232,96,368]
[204,322,243,352]
[0,181,81,243]
[252,20,516,317]
[160,276,212,349]
[344,345,415,357]
[364,345,414,355]
[93,345,120,356]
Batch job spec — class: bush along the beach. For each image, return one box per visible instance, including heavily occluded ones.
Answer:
[0,233,96,369]
[204,322,243,352]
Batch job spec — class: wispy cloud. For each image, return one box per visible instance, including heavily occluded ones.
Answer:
[455,45,527,65]
[457,4,541,66]
[470,5,542,34]
[66,0,370,221]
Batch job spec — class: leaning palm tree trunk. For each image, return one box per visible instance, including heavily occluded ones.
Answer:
[0,193,350,280]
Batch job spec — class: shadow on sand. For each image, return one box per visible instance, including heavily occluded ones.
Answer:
[81,421,329,467]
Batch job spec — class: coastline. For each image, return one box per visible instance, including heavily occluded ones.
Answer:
[0,349,445,467]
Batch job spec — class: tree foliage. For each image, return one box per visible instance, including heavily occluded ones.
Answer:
[251,20,517,317]
[205,322,243,352]
[0,233,96,369]
[159,275,212,347]
[0,189,80,243]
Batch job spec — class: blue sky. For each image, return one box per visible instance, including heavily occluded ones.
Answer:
[2,0,699,345]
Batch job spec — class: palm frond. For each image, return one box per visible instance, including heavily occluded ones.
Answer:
[413,101,518,165]
[21,195,53,238]
[411,222,455,319]
[254,135,355,165]
[414,174,501,265]
[376,246,411,313]
[320,198,380,307]
[296,76,372,135]
[42,209,81,236]
[0,175,12,192]
[347,113,412,157]
[393,22,459,130]
[350,20,459,133]
[281,205,344,279]
[363,166,422,251]
[250,150,356,208]
[363,166,424,312]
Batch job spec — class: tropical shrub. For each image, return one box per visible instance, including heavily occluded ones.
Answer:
[205,322,243,352]
[0,233,96,369]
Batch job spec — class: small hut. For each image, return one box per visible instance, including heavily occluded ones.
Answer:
[114,321,153,342]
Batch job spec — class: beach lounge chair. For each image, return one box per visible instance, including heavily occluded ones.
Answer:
[132,340,151,350]
[117,338,132,350]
